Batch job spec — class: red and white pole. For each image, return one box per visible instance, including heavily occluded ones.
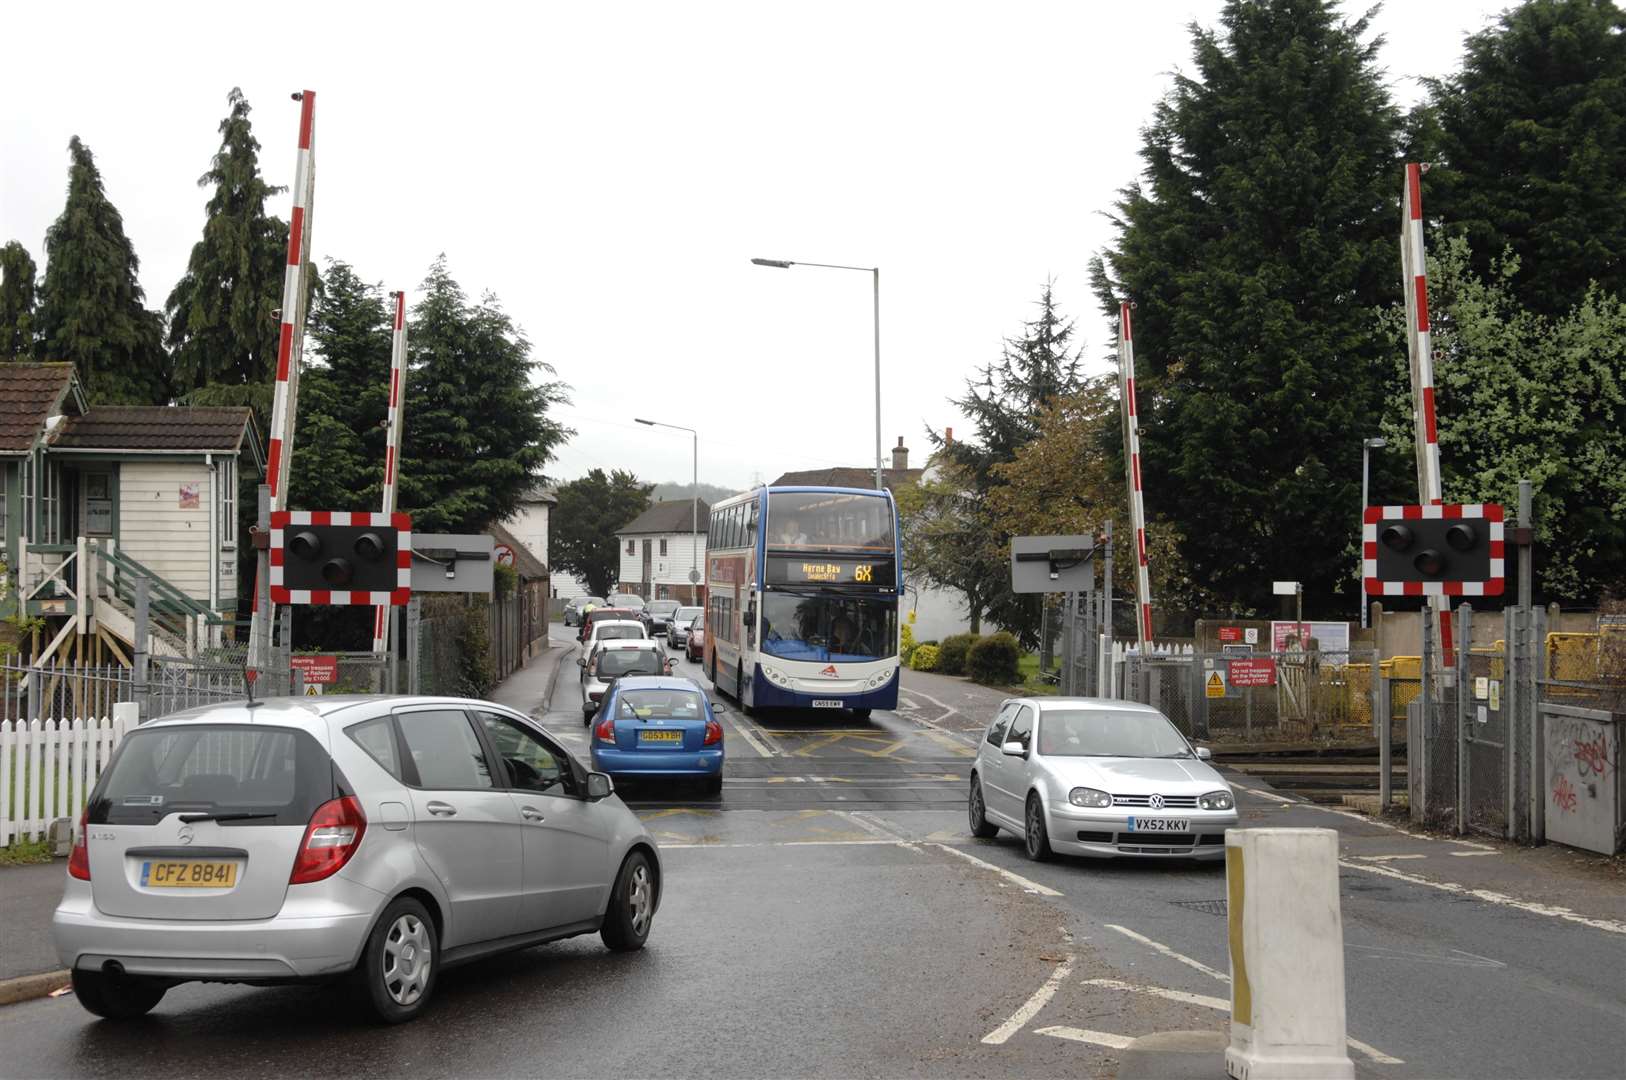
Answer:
[250,91,316,669]
[372,291,408,655]
[1117,302,1154,649]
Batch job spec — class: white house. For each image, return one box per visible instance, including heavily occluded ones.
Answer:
[615,499,710,605]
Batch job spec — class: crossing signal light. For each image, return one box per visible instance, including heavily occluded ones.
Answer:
[270,512,412,606]
[1363,505,1504,598]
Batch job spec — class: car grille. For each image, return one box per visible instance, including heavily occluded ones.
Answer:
[1075,830,1114,844]
[1112,794,1198,808]
[1117,832,1195,846]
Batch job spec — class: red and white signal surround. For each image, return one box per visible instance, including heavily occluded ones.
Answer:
[1363,504,1505,597]
[270,511,412,606]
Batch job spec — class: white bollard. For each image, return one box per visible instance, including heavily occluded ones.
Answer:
[1225,828,1355,1080]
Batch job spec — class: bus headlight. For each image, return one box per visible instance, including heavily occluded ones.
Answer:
[764,666,790,686]
[866,670,893,689]
[1199,790,1235,811]
[1069,787,1112,808]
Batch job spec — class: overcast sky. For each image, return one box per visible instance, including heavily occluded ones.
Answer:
[2,1,1508,493]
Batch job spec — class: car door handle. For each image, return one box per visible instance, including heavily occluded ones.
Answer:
[426,801,458,817]
[520,805,545,822]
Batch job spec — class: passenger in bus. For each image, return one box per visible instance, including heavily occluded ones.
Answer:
[776,518,808,546]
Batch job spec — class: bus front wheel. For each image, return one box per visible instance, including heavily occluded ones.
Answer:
[852,707,872,720]
[736,665,754,716]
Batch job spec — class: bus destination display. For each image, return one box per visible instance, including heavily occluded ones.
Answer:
[766,557,895,587]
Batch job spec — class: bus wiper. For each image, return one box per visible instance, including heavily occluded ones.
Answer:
[178,812,277,823]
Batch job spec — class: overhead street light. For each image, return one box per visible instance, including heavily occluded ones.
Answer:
[752,256,883,491]
[635,418,702,599]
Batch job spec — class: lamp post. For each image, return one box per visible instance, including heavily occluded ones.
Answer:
[1361,437,1387,629]
[752,257,883,490]
[636,418,700,601]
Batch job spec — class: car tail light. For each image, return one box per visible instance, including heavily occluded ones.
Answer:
[595,713,617,745]
[289,796,367,884]
[704,719,723,746]
[67,808,90,881]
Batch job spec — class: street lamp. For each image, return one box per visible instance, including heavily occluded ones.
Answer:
[636,418,701,601]
[751,257,883,490]
[1361,437,1387,629]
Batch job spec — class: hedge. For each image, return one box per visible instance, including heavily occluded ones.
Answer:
[967,632,1021,686]
[937,633,981,676]
[909,644,940,672]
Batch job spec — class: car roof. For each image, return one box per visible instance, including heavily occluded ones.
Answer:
[591,619,645,631]
[597,638,662,651]
[612,675,704,691]
[138,695,532,734]
[1026,696,1162,714]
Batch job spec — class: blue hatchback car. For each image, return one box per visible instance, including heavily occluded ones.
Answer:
[590,676,726,795]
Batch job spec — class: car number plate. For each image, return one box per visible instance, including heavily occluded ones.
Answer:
[142,860,238,888]
[1125,818,1190,832]
[639,729,683,743]
[811,699,843,708]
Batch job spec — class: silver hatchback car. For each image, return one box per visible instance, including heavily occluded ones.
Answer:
[968,697,1238,861]
[54,695,661,1023]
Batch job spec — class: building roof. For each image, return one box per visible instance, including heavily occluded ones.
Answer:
[489,521,549,579]
[520,481,558,504]
[0,363,85,455]
[617,498,712,536]
[52,406,263,466]
[769,467,923,492]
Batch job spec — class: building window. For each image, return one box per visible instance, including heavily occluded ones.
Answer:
[0,464,8,549]
[659,538,668,556]
[40,457,60,544]
[219,457,236,545]
[20,452,34,543]
[626,539,635,555]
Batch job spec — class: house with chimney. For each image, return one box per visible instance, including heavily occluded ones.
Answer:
[615,499,712,604]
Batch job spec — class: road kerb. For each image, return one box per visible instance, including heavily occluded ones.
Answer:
[0,970,70,1008]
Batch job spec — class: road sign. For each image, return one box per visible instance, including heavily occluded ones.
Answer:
[1271,621,1350,656]
[1205,670,1227,698]
[1229,658,1277,687]
[1244,628,1259,645]
[1222,643,1252,658]
[290,654,338,685]
[271,511,412,606]
[304,683,324,696]
[1218,626,1242,643]
[1363,504,1505,597]
[1010,535,1094,594]
[688,569,702,584]
[410,533,495,594]
[494,543,517,568]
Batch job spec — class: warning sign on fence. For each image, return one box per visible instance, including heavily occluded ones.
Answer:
[1205,670,1227,698]
[291,654,339,685]
[1228,658,1277,687]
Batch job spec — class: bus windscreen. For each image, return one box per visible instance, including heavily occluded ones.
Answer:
[766,491,893,553]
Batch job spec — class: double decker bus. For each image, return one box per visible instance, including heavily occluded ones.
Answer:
[704,485,901,716]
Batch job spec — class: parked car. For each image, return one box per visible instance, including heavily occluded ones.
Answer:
[642,599,683,637]
[666,606,704,650]
[582,640,676,722]
[563,596,606,627]
[53,696,662,1024]
[578,607,641,644]
[580,620,652,681]
[608,594,646,613]
[683,613,706,663]
[590,676,725,796]
[967,697,1237,862]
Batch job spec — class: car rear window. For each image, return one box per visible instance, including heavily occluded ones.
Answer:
[599,649,664,677]
[616,688,705,720]
[597,625,643,641]
[89,724,336,826]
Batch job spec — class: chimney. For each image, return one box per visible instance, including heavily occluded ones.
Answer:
[944,426,954,445]
[892,437,909,472]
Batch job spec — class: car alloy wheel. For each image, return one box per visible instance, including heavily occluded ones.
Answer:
[602,851,656,951]
[1025,795,1052,862]
[968,777,998,839]
[382,912,432,1007]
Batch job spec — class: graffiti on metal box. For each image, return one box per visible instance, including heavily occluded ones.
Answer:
[1551,773,1578,814]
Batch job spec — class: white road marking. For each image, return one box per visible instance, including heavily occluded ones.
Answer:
[980,954,1076,1045]
[1349,853,1428,862]
[1236,785,1297,804]
[1449,849,1497,857]
[1034,1026,1134,1050]
[933,843,1063,898]
[1347,1037,1405,1065]
[1348,944,1505,969]
[1105,924,1228,983]
[894,687,981,747]
[661,839,909,849]
[721,709,775,758]
[836,810,921,852]
[1339,859,1626,935]
[1083,978,1228,1010]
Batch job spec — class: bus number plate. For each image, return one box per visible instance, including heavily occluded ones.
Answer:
[811,699,843,709]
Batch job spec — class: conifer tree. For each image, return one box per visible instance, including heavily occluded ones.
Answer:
[0,241,37,359]
[35,137,167,402]
[166,88,289,391]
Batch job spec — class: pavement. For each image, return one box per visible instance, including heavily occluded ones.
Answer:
[2,625,1623,1078]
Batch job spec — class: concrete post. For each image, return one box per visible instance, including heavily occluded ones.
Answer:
[133,575,150,722]
[406,595,422,695]
[1101,519,1114,698]
[1530,604,1548,845]
[279,607,294,695]
[1455,603,1473,835]
[1420,601,1434,822]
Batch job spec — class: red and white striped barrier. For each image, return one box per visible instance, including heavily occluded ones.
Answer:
[270,511,412,607]
[1362,504,1505,597]
[1117,302,1154,646]
[373,291,409,653]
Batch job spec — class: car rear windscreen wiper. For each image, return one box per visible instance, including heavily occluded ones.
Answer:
[178,811,277,823]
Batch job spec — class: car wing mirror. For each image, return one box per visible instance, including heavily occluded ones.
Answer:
[666,658,678,672]
[711,701,728,715]
[577,656,586,667]
[1001,740,1027,757]
[586,772,614,800]
[1195,746,1213,761]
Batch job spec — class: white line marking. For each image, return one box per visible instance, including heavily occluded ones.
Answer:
[1340,860,1626,935]
[1347,1036,1405,1065]
[932,843,1063,897]
[1348,944,1505,969]
[721,709,774,758]
[895,687,981,746]
[1349,853,1428,862]
[1083,978,1228,1010]
[1449,850,1497,857]
[1105,924,1228,983]
[836,810,921,851]
[662,839,908,849]
[980,954,1076,1045]
[1236,785,1296,804]
[1034,1026,1134,1050]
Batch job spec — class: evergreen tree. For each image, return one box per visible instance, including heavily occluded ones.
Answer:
[35,137,167,403]
[1,242,38,359]
[399,256,570,533]
[166,88,289,392]
[1419,0,1626,316]
[1090,0,1403,616]
[552,470,655,597]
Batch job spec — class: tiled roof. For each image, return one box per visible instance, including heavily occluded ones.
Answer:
[618,499,712,536]
[53,406,255,453]
[490,522,549,579]
[0,363,79,454]
[770,467,923,492]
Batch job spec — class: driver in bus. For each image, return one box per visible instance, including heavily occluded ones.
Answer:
[776,518,808,546]
[830,615,859,656]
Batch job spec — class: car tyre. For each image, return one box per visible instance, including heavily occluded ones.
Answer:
[968,775,999,839]
[583,704,595,726]
[354,897,438,1025]
[601,851,656,952]
[703,774,723,797]
[70,968,167,1020]
[1024,793,1053,862]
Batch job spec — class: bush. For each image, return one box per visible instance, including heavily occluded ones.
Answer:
[909,644,940,672]
[967,632,1021,686]
[900,611,919,665]
[937,633,981,676]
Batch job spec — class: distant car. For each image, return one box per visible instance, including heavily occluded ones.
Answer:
[683,614,706,663]
[581,621,655,681]
[582,640,676,722]
[642,599,683,637]
[608,594,646,613]
[666,607,704,649]
[52,695,660,1025]
[968,697,1237,862]
[563,596,606,627]
[590,677,725,796]
[578,607,641,644]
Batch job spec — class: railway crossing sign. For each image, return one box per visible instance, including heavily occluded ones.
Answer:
[1363,504,1505,597]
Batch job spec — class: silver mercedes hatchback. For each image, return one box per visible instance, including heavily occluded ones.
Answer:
[53,695,662,1023]
[968,697,1238,861]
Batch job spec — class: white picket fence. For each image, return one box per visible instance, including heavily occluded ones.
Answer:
[1,715,133,847]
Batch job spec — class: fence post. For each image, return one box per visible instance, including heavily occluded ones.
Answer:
[1528,603,1547,845]
[133,575,150,722]
[279,607,294,695]
[1100,518,1113,697]
[1059,593,1074,696]
[1370,602,1384,741]
[1379,677,1393,810]
[1420,601,1435,824]
[407,595,422,695]
[1455,603,1473,835]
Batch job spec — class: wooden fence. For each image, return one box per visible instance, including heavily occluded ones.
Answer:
[1,716,131,846]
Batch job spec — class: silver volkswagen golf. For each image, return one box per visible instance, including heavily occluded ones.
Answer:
[968,697,1238,861]
[53,695,661,1023]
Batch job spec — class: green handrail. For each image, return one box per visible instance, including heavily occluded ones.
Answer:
[93,543,223,626]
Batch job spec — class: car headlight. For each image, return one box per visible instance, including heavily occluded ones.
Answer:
[1199,790,1235,811]
[1069,787,1112,808]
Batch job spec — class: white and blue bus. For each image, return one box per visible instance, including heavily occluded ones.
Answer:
[703,485,901,716]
